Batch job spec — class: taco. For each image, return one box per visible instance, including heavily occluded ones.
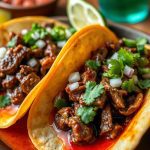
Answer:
[28,24,150,150]
[0,16,74,128]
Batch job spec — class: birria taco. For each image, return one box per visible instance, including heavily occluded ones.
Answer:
[28,24,150,150]
[0,16,74,128]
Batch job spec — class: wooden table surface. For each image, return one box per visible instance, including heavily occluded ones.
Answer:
[56,0,150,34]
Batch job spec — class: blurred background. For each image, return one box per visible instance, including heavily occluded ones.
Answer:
[0,0,150,33]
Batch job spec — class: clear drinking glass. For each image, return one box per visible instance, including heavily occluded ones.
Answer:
[98,0,149,23]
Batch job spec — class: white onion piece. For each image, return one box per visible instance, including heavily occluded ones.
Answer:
[124,65,134,78]
[57,41,66,48]
[0,47,7,59]
[46,27,52,33]
[111,52,118,60]
[110,78,122,88]
[142,73,150,79]
[68,82,79,91]
[35,40,46,49]
[27,58,38,67]
[66,29,72,38]
[108,64,112,69]
[133,75,138,84]
[68,72,80,83]
[21,29,28,35]
[31,32,40,40]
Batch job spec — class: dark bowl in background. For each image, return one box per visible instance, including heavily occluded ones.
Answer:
[0,0,58,18]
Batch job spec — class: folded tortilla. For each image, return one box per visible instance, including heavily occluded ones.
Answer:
[28,24,150,150]
[0,16,68,128]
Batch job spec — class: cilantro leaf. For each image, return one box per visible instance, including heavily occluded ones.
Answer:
[138,79,150,89]
[7,36,18,48]
[86,60,101,70]
[122,38,136,47]
[122,79,138,93]
[118,48,135,66]
[54,98,68,109]
[83,81,104,105]
[77,106,97,124]
[0,95,11,108]
[138,68,150,74]
[50,26,66,41]
[103,59,124,78]
[23,23,49,46]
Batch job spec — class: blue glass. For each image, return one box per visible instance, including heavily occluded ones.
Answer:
[98,0,149,23]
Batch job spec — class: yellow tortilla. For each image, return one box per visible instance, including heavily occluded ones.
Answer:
[0,16,68,128]
[28,25,121,150]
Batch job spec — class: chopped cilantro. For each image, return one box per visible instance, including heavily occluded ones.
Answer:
[0,95,11,108]
[122,38,136,47]
[54,98,68,109]
[7,36,18,48]
[138,79,150,89]
[138,68,150,74]
[118,48,135,66]
[77,106,97,124]
[68,27,76,34]
[86,60,101,70]
[103,59,124,78]
[50,26,66,41]
[23,23,49,46]
[83,81,104,105]
[136,37,147,45]
[122,79,138,93]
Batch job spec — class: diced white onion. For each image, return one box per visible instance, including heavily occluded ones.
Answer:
[111,52,118,60]
[0,47,7,59]
[46,27,52,33]
[142,73,150,79]
[65,29,72,39]
[124,65,134,78]
[68,82,79,91]
[68,72,80,83]
[27,58,38,67]
[133,75,138,84]
[21,29,28,35]
[31,32,40,40]
[57,41,66,48]
[110,78,122,88]
[108,64,112,69]
[35,40,46,49]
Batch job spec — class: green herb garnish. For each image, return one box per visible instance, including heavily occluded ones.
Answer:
[23,23,49,46]
[77,106,97,124]
[122,38,137,47]
[103,59,124,78]
[138,79,150,89]
[0,95,11,108]
[50,26,66,41]
[83,81,104,105]
[86,60,101,70]
[122,79,138,93]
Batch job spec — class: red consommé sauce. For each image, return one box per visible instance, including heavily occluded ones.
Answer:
[50,109,118,150]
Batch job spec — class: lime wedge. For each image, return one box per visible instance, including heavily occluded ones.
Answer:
[67,0,106,30]
[0,10,11,24]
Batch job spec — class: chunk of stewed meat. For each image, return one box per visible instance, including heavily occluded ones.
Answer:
[16,65,34,82]
[2,75,18,89]
[68,116,95,145]
[107,124,123,139]
[81,68,96,84]
[9,32,23,46]
[8,86,25,104]
[44,42,58,57]
[30,48,44,58]
[40,56,56,76]
[0,45,28,75]
[20,72,40,94]
[100,105,113,136]
[55,107,74,131]
[119,93,143,116]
